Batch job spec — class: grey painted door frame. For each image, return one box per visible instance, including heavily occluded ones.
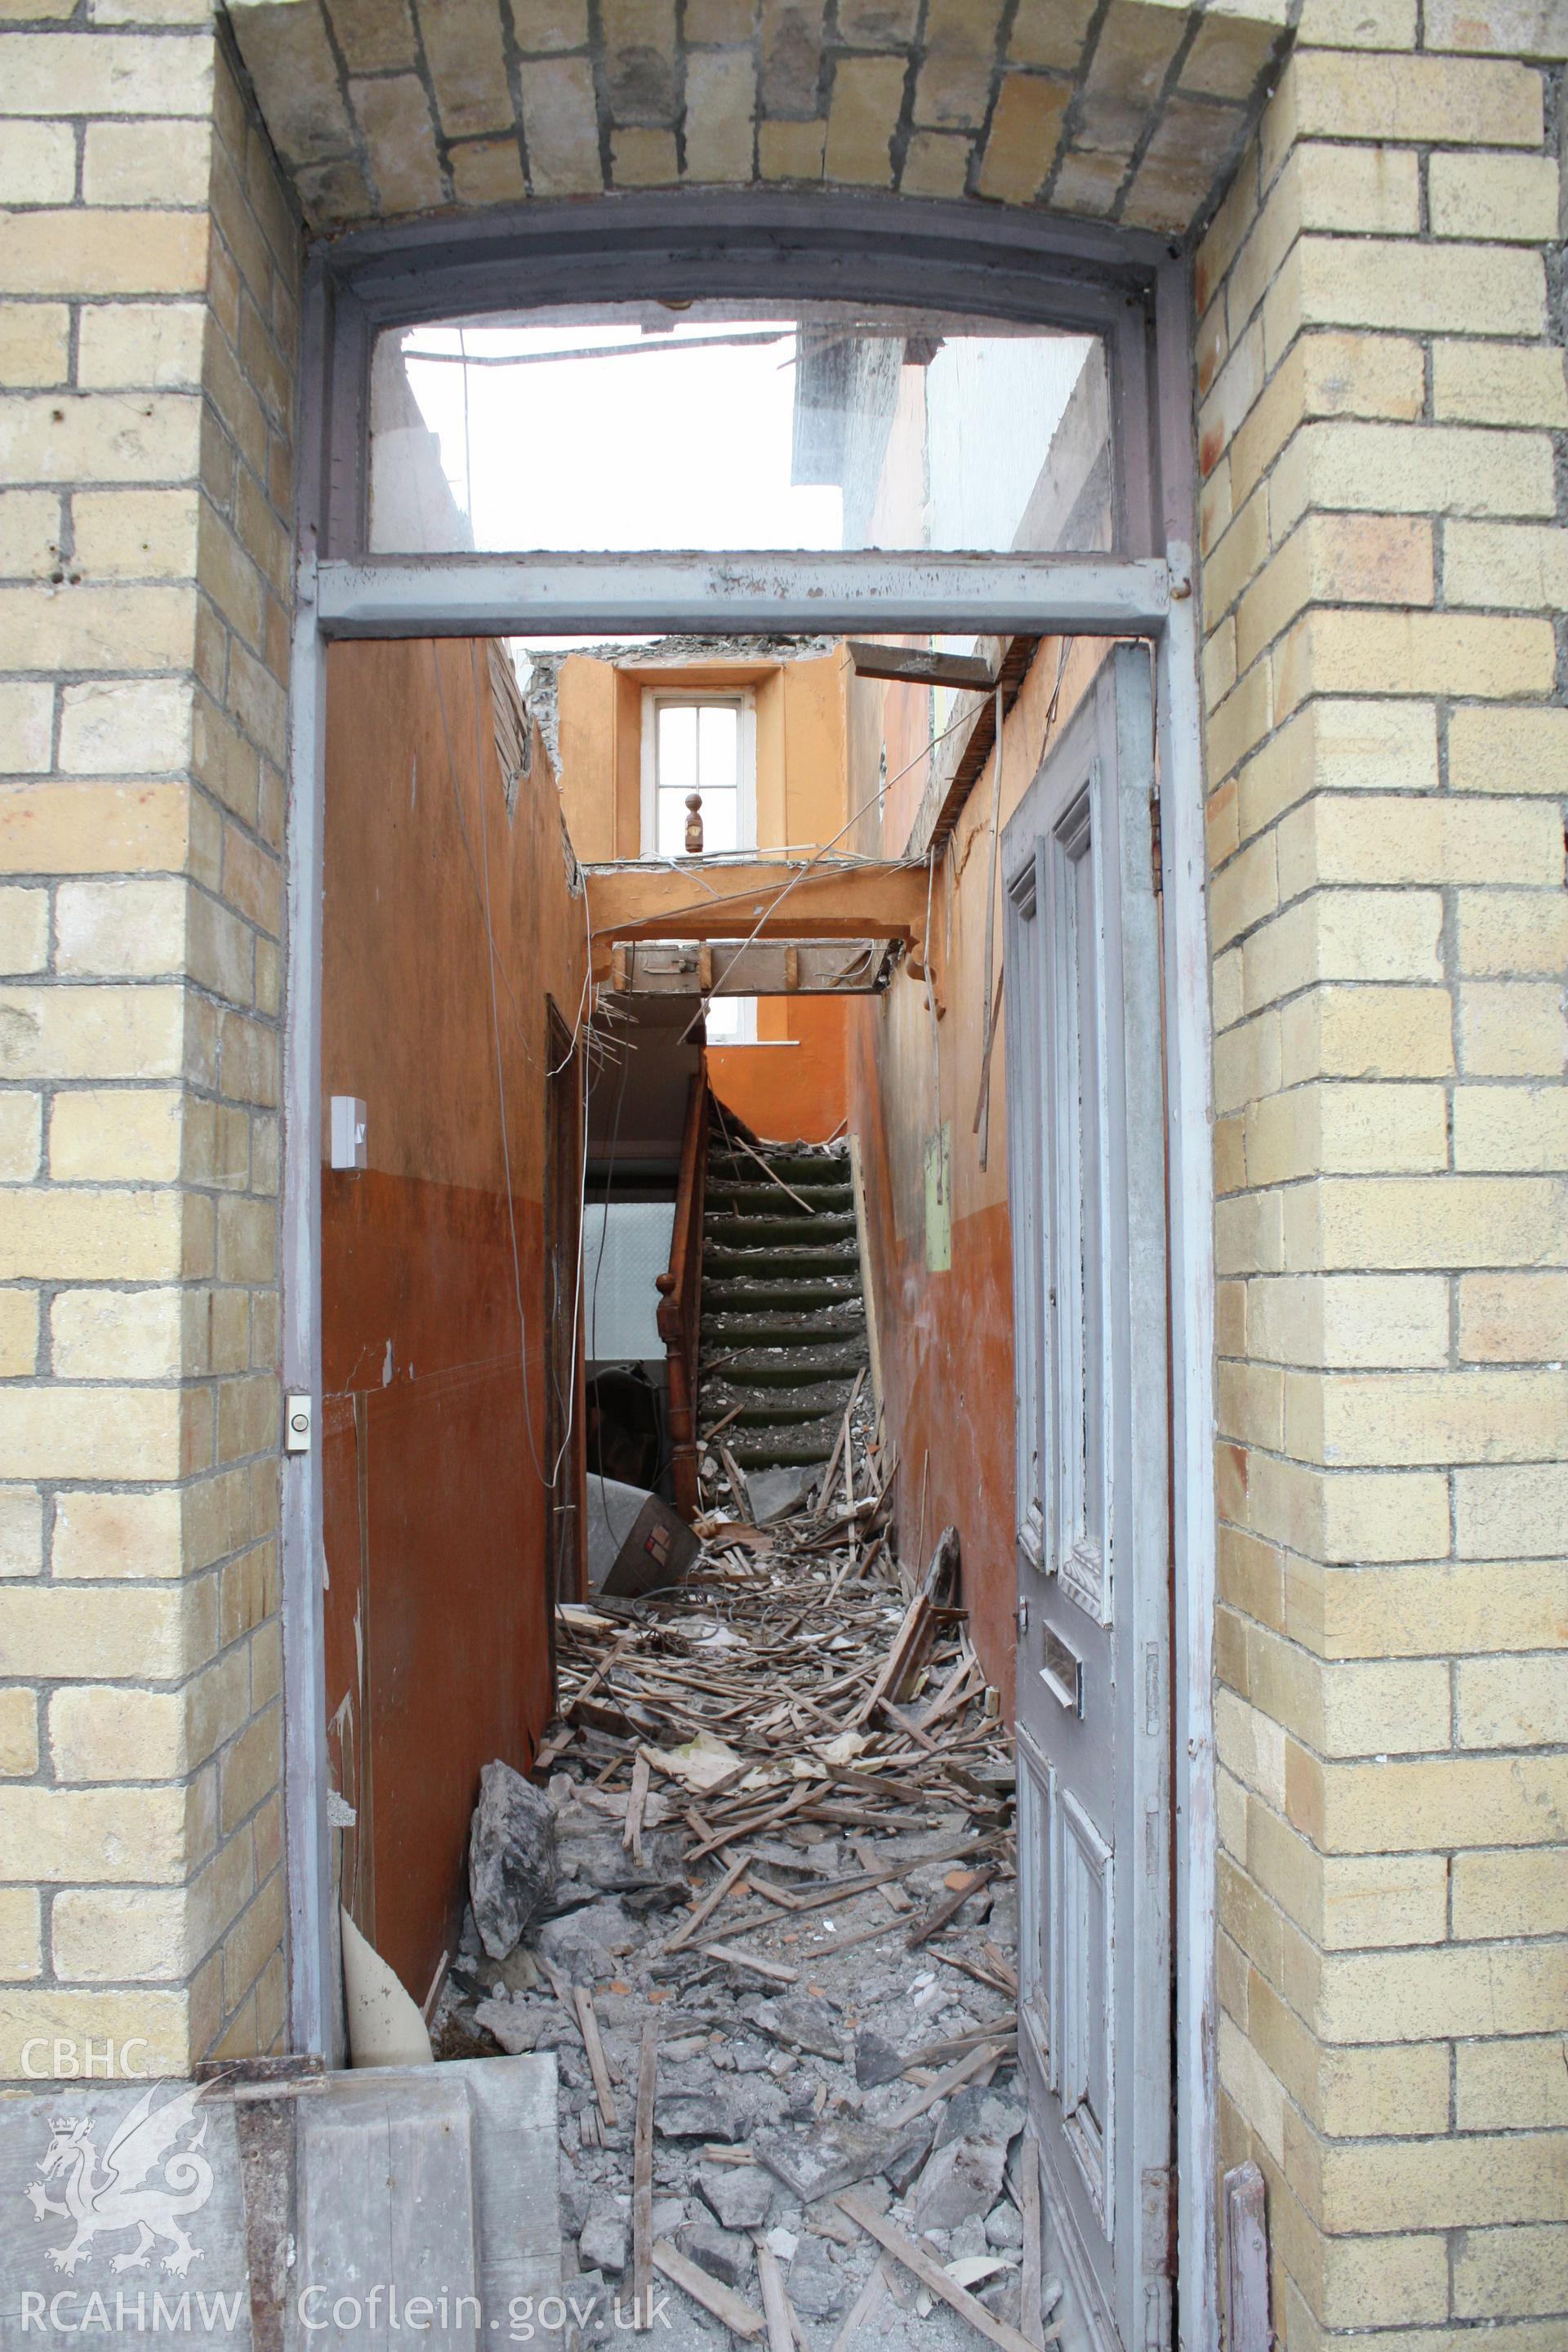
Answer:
[280,189,1217,2352]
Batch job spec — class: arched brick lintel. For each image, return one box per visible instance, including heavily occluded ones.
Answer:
[228,0,1292,247]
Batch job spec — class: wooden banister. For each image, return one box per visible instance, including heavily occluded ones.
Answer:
[657,1062,710,1521]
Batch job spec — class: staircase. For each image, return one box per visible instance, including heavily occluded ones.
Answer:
[697,1125,869,1483]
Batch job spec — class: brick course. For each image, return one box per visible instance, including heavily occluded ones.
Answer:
[0,11,296,2073]
[1199,20,1568,2345]
[0,2,1562,2342]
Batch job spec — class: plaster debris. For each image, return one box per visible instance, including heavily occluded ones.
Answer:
[432,1398,1031,2350]
[468,1758,559,1959]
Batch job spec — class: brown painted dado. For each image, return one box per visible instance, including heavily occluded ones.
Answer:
[320,638,586,2000]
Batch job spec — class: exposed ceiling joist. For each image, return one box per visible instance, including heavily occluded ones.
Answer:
[845,641,996,691]
[607,940,895,996]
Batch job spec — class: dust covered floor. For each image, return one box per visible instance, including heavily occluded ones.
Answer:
[435,1412,1057,2351]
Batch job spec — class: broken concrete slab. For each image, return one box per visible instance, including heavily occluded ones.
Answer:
[580,2203,630,2274]
[911,2133,1009,2231]
[751,2114,931,2204]
[746,1463,817,1523]
[853,2028,903,2087]
[473,1994,541,2055]
[697,2160,775,2232]
[768,1994,844,2060]
[933,2082,1027,2153]
[987,2200,1025,2248]
[657,2093,735,2140]
[534,1895,636,1978]
[784,2234,845,2320]
[675,2221,754,2290]
[470,1758,559,1960]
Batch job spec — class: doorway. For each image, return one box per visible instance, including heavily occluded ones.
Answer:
[282,202,1216,2346]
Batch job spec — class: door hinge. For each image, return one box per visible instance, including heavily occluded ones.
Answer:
[1150,790,1164,896]
[1142,2163,1177,2276]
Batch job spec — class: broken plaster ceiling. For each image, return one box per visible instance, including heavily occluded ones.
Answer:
[228,0,1292,242]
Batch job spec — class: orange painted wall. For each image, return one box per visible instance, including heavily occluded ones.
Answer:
[710,996,849,1142]
[846,638,1113,1711]
[321,637,586,2003]
[557,648,851,1142]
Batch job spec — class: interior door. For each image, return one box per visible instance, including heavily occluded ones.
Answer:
[1003,646,1172,2352]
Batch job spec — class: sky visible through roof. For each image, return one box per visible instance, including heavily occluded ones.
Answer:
[400,316,844,561]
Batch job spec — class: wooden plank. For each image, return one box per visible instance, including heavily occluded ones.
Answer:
[982,1940,1019,1992]
[685,1780,817,1861]
[1223,2160,1271,2352]
[586,860,930,951]
[852,1592,935,1726]
[662,1847,752,1952]
[620,939,895,996]
[906,1864,997,1949]
[846,639,997,690]
[809,1908,907,1956]
[633,2022,657,2332]
[902,631,1038,863]
[896,2016,1018,2076]
[886,2035,1008,2128]
[754,2235,797,2352]
[700,1940,800,1984]
[572,1986,618,2131]
[298,2076,481,2344]
[835,2191,1052,2352]
[653,2240,766,2340]
[623,1750,651,1864]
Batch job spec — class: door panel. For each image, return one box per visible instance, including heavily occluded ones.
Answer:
[1003,647,1172,2352]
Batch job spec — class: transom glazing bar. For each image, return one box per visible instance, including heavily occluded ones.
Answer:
[312,551,1173,639]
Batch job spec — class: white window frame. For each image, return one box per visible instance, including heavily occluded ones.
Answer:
[639,688,757,863]
[641,688,759,1042]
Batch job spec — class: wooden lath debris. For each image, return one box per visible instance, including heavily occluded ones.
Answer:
[544,1486,1014,1988]
[508,1403,1033,2352]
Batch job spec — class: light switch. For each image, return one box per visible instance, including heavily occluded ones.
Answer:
[330,1095,367,1171]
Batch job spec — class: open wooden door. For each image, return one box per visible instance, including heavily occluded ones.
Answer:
[1003,647,1174,2352]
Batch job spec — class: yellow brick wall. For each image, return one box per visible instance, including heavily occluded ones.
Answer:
[0,10,296,2074]
[2,0,1565,2336]
[1197,8,1568,2344]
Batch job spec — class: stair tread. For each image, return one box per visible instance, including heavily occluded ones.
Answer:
[710,1316,870,1354]
[706,1241,860,1267]
[699,1117,862,1479]
[702,1343,867,1381]
[724,1414,844,1468]
[707,1183,853,1211]
[710,1279,865,1316]
[706,1221,858,1252]
[702,1377,853,1425]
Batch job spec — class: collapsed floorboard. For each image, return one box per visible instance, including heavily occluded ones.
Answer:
[434,1410,1054,2352]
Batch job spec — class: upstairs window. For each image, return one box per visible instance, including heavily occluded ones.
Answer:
[643,693,754,859]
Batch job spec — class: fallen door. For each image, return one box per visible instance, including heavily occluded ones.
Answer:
[1003,646,1173,2352]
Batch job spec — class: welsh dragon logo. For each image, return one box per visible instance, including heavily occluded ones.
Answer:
[24,2080,216,2275]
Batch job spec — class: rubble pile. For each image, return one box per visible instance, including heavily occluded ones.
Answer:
[435,1420,1057,2352]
